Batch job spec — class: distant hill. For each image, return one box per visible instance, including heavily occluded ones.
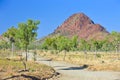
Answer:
[53,13,109,40]
[38,13,109,45]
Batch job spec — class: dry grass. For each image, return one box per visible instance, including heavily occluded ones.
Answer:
[37,50,120,71]
[0,49,11,58]
[0,58,55,80]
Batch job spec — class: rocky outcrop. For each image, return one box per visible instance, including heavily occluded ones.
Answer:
[54,13,109,40]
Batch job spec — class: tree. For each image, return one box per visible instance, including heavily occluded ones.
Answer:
[56,36,71,61]
[2,26,17,56]
[101,39,112,52]
[79,39,90,59]
[111,31,120,54]
[89,39,102,58]
[0,40,10,50]
[41,37,57,50]
[92,40,99,54]
[17,19,40,61]
[79,39,91,51]
[70,36,78,51]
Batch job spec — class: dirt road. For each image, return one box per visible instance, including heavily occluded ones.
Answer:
[36,57,120,80]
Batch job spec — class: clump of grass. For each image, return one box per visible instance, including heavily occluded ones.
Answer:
[96,54,101,58]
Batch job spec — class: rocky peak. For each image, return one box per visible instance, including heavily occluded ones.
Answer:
[54,13,109,40]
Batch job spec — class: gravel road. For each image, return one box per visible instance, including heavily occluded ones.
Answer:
[36,56,120,80]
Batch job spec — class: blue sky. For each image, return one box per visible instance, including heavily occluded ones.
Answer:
[0,0,120,38]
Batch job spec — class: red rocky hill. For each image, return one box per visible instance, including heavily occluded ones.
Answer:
[54,13,109,40]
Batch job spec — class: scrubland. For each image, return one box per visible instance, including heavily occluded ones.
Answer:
[0,50,55,80]
[38,50,120,71]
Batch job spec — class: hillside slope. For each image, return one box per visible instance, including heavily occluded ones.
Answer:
[53,13,109,40]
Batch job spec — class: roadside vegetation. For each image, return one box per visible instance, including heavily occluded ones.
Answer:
[37,50,120,71]
[0,57,55,80]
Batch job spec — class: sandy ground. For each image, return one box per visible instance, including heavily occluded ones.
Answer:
[36,56,120,80]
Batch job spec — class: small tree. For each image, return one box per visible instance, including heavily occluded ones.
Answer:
[111,31,120,54]
[79,39,90,59]
[2,26,17,57]
[70,36,78,51]
[56,36,71,61]
[17,19,40,61]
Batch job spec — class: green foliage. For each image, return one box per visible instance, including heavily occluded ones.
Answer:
[111,31,120,46]
[101,39,113,51]
[2,26,17,47]
[41,36,78,52]
[55,36,66,51]
[2,19,40,61]
[16,19,40,61]
[89,40,103,52]
[41,32,119,53]
[17,20,40,48]
[111,31,120,53]
[79,39,91,51]
[2,26,17,40]
[0,40,10,49]
[70,36,78,51]
[41,37,57,50]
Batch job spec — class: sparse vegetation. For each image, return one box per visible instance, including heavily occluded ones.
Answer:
[40,32,120,53]
[0,58,55,80]
[37,50,120,71]
[39,32,120,72]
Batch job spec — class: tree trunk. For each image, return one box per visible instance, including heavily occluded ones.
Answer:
[63,51,66,61]
[34,51,36,61]
[84,50,87,59]
[20,55,27,70]
[95,47,97,58]
[116,45,118,54]
[23,60,27,70]
[115,45,119,59]
[11,42,14,57]
[25,45,28,61]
